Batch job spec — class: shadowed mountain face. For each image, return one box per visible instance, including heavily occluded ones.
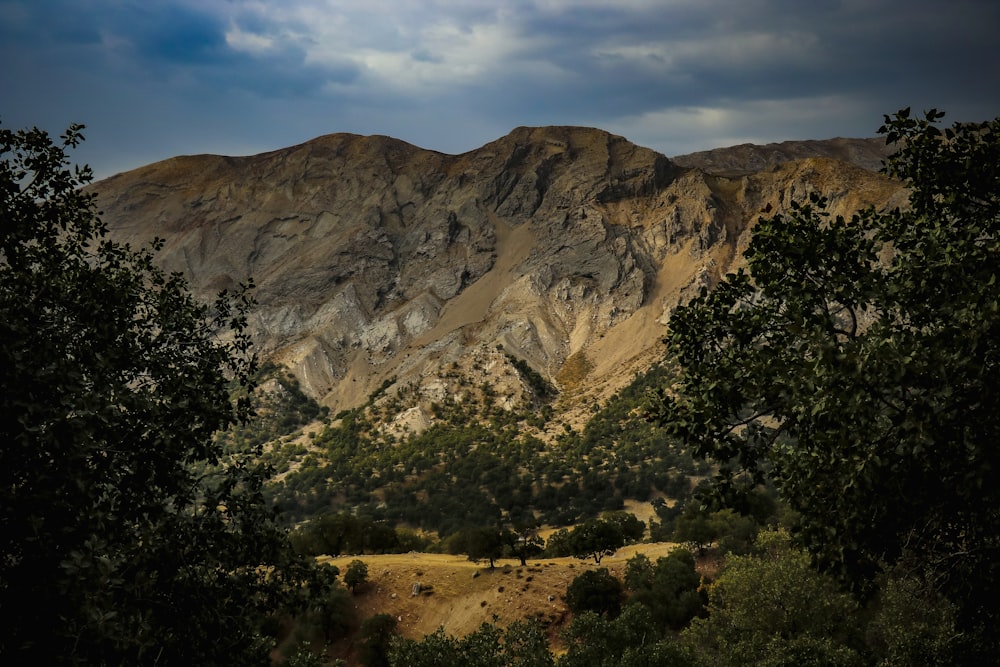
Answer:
[92,127,906,416]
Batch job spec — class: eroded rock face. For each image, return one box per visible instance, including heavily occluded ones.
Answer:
[93,127,905,414]
[671,137,893,176]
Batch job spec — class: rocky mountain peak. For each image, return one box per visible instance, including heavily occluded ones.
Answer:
[92,127,906,426]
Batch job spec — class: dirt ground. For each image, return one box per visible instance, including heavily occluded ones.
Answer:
[318,541,684,664]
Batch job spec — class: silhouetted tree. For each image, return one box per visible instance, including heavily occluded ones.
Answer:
[657,108,1000,661]
[0,122,320,664]
[345,559,369,593]
[465,526,506,569]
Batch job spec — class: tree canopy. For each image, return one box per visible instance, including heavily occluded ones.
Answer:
[389,619,554,667]
[656,108,1000,661]
[682,530,862,667]
[0,123,321,663]
[565,568,624,618]
[624,550,705,631]
[543,517,634,564]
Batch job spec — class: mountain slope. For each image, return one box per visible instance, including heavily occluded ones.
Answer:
[671,136,892,176]
[92,127,906,420]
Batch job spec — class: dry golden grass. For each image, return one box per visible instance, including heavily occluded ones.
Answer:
[556,351,594,390]
[318,542,683,664]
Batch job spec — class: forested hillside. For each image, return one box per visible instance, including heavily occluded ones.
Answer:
[262,362,706,532]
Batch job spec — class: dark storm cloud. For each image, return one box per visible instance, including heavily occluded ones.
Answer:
[2,0,997,178]
[509,1,972,113]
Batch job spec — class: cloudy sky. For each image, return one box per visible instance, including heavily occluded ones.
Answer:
[2,0,997,179]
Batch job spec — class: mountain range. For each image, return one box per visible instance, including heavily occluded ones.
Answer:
[92,128,907,428]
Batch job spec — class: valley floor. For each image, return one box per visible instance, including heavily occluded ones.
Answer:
[319,541,685,663]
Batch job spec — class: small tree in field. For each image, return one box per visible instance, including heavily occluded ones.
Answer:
[345,559,369,593]
[506,528,545,566]
[571,519,625,564]
[465,526,506,569]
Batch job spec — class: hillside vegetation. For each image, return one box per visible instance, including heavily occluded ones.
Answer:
[262,362,706,536]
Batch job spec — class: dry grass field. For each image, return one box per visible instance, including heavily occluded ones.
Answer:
[318,541,688,664]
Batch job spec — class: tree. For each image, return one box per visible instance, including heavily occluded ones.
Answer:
[558,605,698,667]
[600,510,646,543]
[388,618,554,667]
[291,565,352,647]
[865,573,960,667]
[656,109,1000,661]
[506,528,545,566]
[570,519,625,564]
[673,504,758,556]
[623,552,654,592]
[0,123,317,663]
[565,568,624,618]
[345,559,370,593]
[543,527,575,557]
[672,503,719,555]
[357,613,398,667]
[290,513,363,556]
[681,530,861,667]
[465,526,506,569]
[625,550,705,631]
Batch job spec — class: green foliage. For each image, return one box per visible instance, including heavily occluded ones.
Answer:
[357,613,398,667]
[673,503,759,556]
[624,549,705,631]
[389,627,464,667]
[506,529,545,566]
[463,526,507,569]
[269,361,701,539]
[292,564,352,646]
[565,568,624,618]
[542,517,633,564]
[558,605,698,667]
[623,552,654,591]
[656,109,1000,658]
[282,644,331,667]
[865,574,961,667]
[345,559,370,593]
[672,503,719,555]
[682,530,862,667]
[388,618,554,667]
[0,123,320,664]
[542,527,575,558]
[290,513,424,556]
[574,519,626,564]
[546,517,631,564]
[600,510,646,543]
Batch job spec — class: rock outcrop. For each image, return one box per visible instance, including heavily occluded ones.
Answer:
[92,127,906,417]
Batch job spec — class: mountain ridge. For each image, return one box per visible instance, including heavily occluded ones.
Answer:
[671,136,891,175]
[91,127,906,426]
